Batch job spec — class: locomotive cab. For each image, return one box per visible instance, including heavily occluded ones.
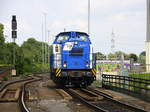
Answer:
[50,31,96,87]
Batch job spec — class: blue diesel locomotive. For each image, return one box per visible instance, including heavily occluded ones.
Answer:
[50,31,96,87]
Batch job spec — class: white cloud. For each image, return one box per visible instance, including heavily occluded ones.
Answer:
[0,0,146,54]
[93,0,144,9]
[109,11,145,22]
[50,19,88,34]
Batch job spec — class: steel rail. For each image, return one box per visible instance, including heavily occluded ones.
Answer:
[65,88,147,112]
[0,76,33,112]
[0,74,42,112]
[20,85,30,112]
[65,89,108,112]
[0,74,44,92]
[0,77,33,92]
[87,87,146,112]
[19,75,42,112]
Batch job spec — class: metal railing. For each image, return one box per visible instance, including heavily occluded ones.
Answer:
[102,74,150,102]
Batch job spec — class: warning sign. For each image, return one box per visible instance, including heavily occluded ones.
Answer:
[12,69,16,76]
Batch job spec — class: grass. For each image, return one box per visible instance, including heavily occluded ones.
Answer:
[92,80,102,87]
[123,73,150,92]
[129,73,150,80]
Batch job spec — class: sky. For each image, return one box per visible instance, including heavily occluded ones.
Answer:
[0,0,146,55]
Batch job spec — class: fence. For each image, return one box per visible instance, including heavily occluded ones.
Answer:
[130,65,146,73]
[102,74,150,102]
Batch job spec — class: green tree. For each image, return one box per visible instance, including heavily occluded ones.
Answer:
[15,48,23,74]
[95,52,105,60]
[115,51,129,60]
[0,23,50,75]
[21,38,43,63]
[0,24,5,63]
[129,53,138,62]
[3,43,14,64]
[108,51,129,60]
[140,51,146,57]
[139,51,146,64]
[0,24,5,45]
[108,53,116,59]
[21,38,50,73]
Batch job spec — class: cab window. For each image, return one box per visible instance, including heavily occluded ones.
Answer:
[79,35,88,41]
[77,35,88,41]
[57,35,69,42]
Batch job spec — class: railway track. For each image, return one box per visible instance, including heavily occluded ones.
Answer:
[0,67,12,81]
[0,75,42,112]
[19,75,42,112]
[65,88,146,112]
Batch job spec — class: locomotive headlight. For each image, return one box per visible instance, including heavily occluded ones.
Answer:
[86,64,89,67]
[63,61,67,67]
[75,41,78,45]
[63,63,67,67]
[86,61,89,67]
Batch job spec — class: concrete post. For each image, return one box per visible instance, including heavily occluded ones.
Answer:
[146,43,150,72]
[147,0,150,72]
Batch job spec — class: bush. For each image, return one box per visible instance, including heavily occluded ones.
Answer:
[3,76,8,81]
[21,63,49,75]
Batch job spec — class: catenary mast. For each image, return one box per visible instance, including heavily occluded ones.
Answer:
[146,0,150,72]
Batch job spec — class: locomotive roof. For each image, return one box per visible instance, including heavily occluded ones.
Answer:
[56,31,89,37]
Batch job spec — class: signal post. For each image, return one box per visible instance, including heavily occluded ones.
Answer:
[11,15,17,76]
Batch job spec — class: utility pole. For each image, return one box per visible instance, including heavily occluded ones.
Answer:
[43,13,47,64]
[42,24,44,65]
[11,15,17,76]
[146,0,150,72]
[64,28,66,32]
[88,0,90,35]
[111,30,115,53]
[48,30,50,66]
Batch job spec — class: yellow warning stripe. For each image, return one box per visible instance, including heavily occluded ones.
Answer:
[93,69,97,74]
[56,68,59,73]
[58,71,61,77]
[56,69,61,77]
[91,69,94,75]
[93,68,96,73]
[92,69,96,76]
[56,70,60,76]
[57,70,61,77]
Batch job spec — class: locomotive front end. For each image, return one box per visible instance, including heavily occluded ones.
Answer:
[50,31,96,87]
